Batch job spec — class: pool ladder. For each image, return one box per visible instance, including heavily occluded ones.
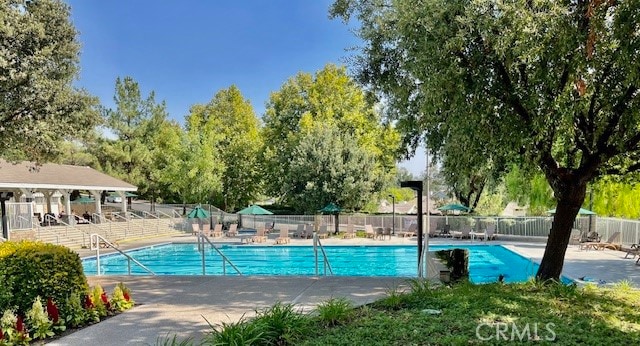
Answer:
[197,233,242,275]
[313,231,334,276]
[90,234,155,275]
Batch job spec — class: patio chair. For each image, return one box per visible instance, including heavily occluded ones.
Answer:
[397,223,417,237]
[343,224,356,239]
[225,223,238,237]
[439,224,452,238]
[252,227,267,243]
[364,224,376,239]
[211,223,223,237]
[580,231,621,250]
[191,223,200,236]
[318,225,330,239]
[305,224,315,239]
[275,228,290,244]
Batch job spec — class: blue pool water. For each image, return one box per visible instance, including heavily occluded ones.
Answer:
[82,244,544,284]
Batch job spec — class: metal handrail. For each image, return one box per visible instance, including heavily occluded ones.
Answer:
[90,233,155,275]
[141,211,159,219]
[313,232,334,276]
[54,217,93,248]
[197,233,242,275]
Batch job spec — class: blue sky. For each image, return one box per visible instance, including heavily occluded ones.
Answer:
[66,0,424,176]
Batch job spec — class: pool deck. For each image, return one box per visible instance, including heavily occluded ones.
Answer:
[52,233,639,345]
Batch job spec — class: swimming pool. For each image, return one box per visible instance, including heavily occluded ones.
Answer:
[82,244,542,283]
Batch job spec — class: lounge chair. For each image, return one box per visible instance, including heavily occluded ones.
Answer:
[364,224,376,239]
[439,224,452,238]
[624,244,639,259]
[471,224,496,241]
[397,223,417,237]
[211,223,223,237]
[275,228,290,244]
[202,223,211,236]
[265,221,275,234]
[343,224,356,239]
[305,224,315,238]
[453,226,471,239]
[293,224,306,238]
[569,229,587,245]
[318,225,330,239]
[226,223,238,237]
[580,231,621,250]
[252,227,267,243]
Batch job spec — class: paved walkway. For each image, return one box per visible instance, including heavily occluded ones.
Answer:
[51,233,639,345]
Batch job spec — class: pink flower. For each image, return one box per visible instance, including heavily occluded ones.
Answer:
[16,315,25,333]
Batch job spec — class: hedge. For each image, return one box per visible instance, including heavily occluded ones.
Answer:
[0,241,89,315]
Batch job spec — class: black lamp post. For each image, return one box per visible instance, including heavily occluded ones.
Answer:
[388,194,395,235]
[400,181,423,275]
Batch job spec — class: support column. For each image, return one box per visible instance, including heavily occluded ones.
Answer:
[90,190,103,215]
[118,191,127,213]
[59,189,72,224]
[43,191,54,213]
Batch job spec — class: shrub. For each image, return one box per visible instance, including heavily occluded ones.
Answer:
[202,315,265,345]
[110,284,134,312]
[0,241,88,315]
[315,298,354,328]
[253,302,309,345]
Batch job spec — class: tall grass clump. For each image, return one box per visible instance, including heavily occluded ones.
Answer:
[315,297,354,328]
[252,302,309,345]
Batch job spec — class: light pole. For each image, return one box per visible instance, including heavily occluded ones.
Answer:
[388,195,395,235]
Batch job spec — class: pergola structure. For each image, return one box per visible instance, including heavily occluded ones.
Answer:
[0,160,137,237]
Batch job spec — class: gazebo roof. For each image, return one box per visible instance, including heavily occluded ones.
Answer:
[0,160,136,192]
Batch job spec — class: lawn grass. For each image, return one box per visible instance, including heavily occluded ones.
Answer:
[162,280,640,345]
[297,280,640,345]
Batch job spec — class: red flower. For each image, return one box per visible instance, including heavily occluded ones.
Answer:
[84,294,94,309]
[100,292,111,309]
[16,315,25,333]
[47,297,60,323]
[123,292,130,301]
[0,327,4,340]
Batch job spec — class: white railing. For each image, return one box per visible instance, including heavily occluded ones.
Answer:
[197,233,242,275]
[90,234,155,275]
[313,231,333,276]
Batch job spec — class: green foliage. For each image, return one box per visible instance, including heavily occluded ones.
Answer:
[283,124,379,213]
[0,0,100,163]
[262,64,401,211]
[331,0,640,280]
[110,286,134,312]
[187,86,263,211]
[295,281,640,345]
[90,286,107,318]
[154,334,194,346]
[0,241,88,315]
[0,309,31,345]
[97,76,170,199]
[253,302,309,345]
[62,292,88,328]
[25,297,54,340]
[202,315,265,346]
[315,298,354,328]
[592,178,640,218]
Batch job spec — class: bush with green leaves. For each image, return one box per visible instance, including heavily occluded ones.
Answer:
[25,297,54,340]
[253,302,309,345]
[0,241,88,315]
[201,315,265,345]
[315,298,354,328]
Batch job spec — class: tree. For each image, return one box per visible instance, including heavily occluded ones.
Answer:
[98,77,168,198]
[284,124,378,213]
[262,64,401,208]
[332,0,640,280]
[0,0,99,162]
[188,86,263,212]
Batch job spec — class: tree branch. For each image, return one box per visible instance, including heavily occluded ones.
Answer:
[494,60,531,124]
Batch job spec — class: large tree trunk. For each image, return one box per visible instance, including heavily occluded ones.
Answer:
[536,182,586,281]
